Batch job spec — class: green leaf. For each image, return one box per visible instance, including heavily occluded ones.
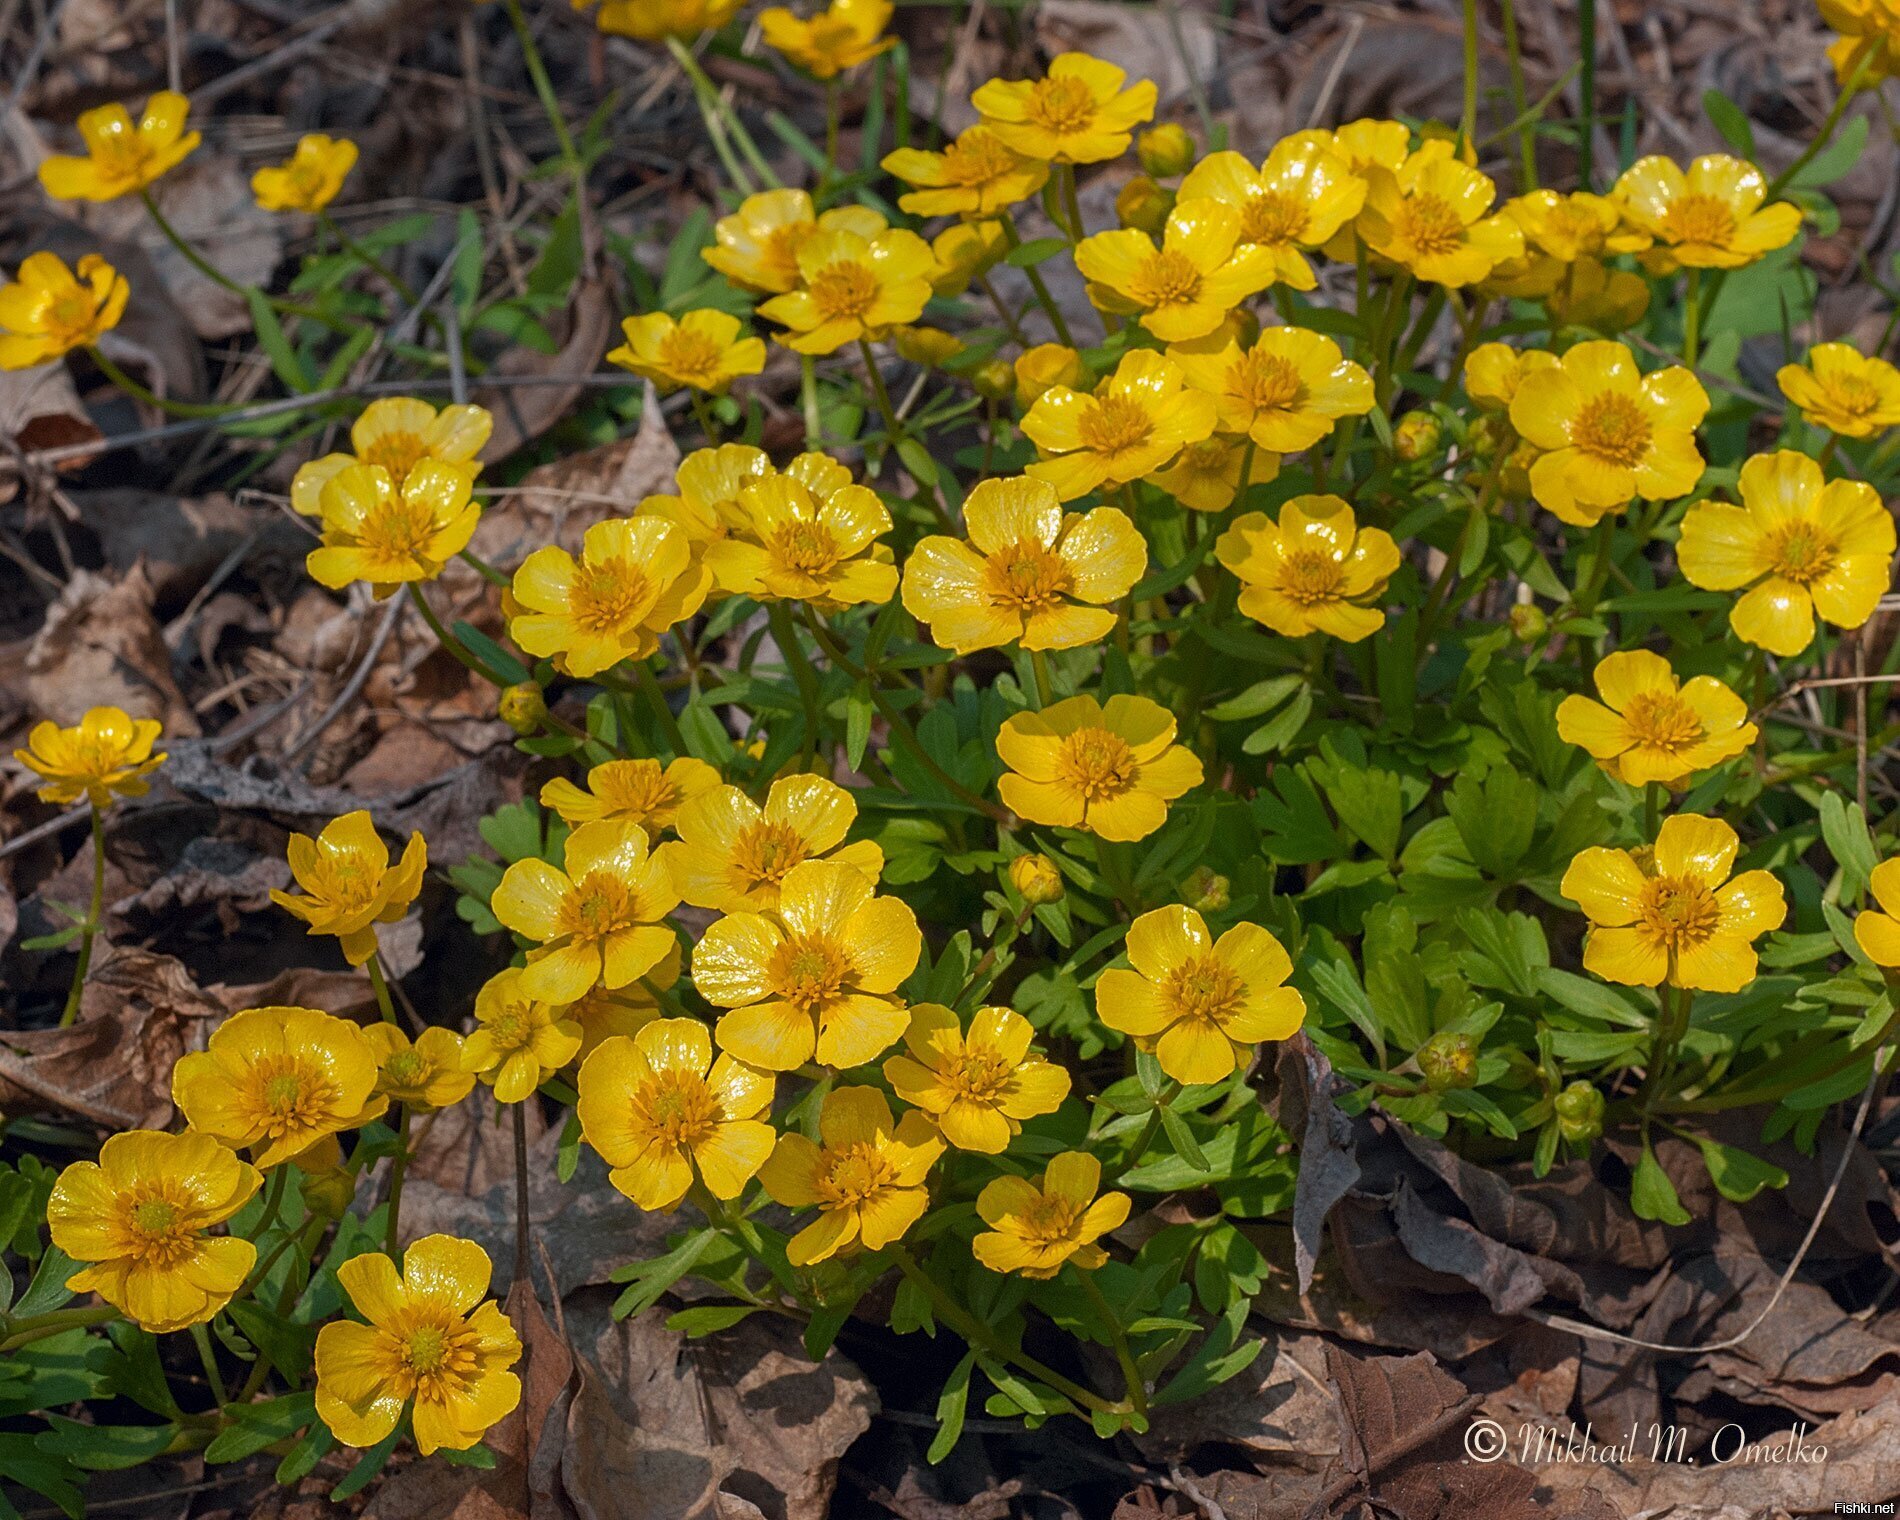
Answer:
[275,1421,333,1486]
[665,1304,761,1337]
[12,1248,77,1319]
[845,682,874,772]
[1701,89,1755,157]
[1158,1105,1210,1172]
[36,1416,177,1472]
[204,1392,316,1464]
[1693,1138,1790,1203]
[927,1349,977,1463]
[452,622,532,686]
[1820,792,1879,903]
[894,436,939,487]
[245,289,313,393]
[1005,237,1067,268]
[0,1432,83,1520]
[611,1230,718,1320]
[329,1424,402,1501]
[1790,113,1867,189]
[1630,1144,1691,1226]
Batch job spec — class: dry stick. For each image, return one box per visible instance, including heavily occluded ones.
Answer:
[284,593,407,767]
[1748,670,1900,726]
[1858,629,1871,818]
[511,1101,532,1294]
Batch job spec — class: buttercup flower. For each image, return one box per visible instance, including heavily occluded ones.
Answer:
[172,1006,385,1169]
[1676,449,1896,657]
[1852,858,1900,965]
[1015,343,1085,409]
[1777,343,1900,438]
[1546,257,1651,333]
[760,0,894,78]
[901,476,1145,653]
[490,821,682,1003]
[1503,188,1647,263]
[701,191,885,294]
[1022,349,1218,501]
[14,706,164,807]
[637,443,772,557]
[1463,342,1559,413]
[997,694,1203,842]
[364,1024,475,1112]
[315,1236,522,1456]
[1075,201,1277,342]
[463,968,584,1102]
[757,225,935,354]
[305,463,482,595]
[1357,148,1523,287]
[1555,651,1756,787]
[882,125,1049,218]
[540,756,722,833]
[606,309,766,395]
[1150,434,1280,513]
[1561,814,1785,992]
[577,0,743,40]
[757,1085,942,1264]
[694,859,921,1070]
[1095,906,1305,1084]
[894,326,965,368]
[1216,495,1400,641]
[882,1004,1070,1152]
[673,775,884,913]
[48,1131,259,1333]
[290,397,492,517]
[1167,326,1373,453]
[39,91,199,201]
[0,252,128,369]
[509,517,713,678]
[707,455,898,608]
[928,219,1008,297]
[1008,852,1065,905]
[1818,0,1900,86]
[1507,340,1708,527]
[973,1152,1130,1279]
[577,1017,775,1210]
[270,811,426,967]
[252,134,358,213]
[1612,155,1802,273]
[563,951,678,1059]
[973,52,1158,164]
[1174,137,1366,290]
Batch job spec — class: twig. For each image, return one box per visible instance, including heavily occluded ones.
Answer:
[284,594,407,766]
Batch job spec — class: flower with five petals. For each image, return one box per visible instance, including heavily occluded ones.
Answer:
[757,1086,942,1264]
[270,811,426,967]
[973,1152,1130,1278]
[997,694,1203,842]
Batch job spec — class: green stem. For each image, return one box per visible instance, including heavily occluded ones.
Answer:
[858,339,952,530]
[365,953,399,1026]
[1112,1081,1180,1180]
[999,212,1076,347]
[190,1323,230,1406]
[87,347,241,419]
[512,1099,532,1294]
[697,1189,804,1303]
[1663,1000,1900,1113]
[140,191,340,331]
[631,659,690,759]
[1643,781,1661,837]
[504,0,589,220]
[1029,648,1054,709]
[1767,44,1875,197]
[1056,163,1086,245]
[316,211,418,306]
[406,582,507,685]
[384,1105,411,1257]
[1500,0,1536,189]
[1460,0,1480,152]
[0,1305,119,1352]
[667,37,779,193]
[768,602,825,769]
[1078,1270,1146,1418]
[1577,0,1597,187]
[800,356,822,449]
[58,803,105,1029]
[688,391,723,445]
[1682,268,1701,368]
[822,78,842,192]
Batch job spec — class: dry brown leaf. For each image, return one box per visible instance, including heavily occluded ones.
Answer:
[1032,0,1217,110]
[0,363,101,501]
[23,564,198,733]
[474,279,619,461]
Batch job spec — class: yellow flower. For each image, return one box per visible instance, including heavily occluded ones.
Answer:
[1149,433,1279,514]
[882,125,1049,218]
[757,1086,941,1264]
[171,1006,386,1169]
[577,0,743,40]
[901,476,1145,653]
[39,91,199,201]
[305,463,482,596]
[1502,188,1648,263]
[1014,343,1085,409]
[508,517,712,678]
[290,397,492,517]
[973,1152,1129,1278]
[1555,651,1756,788]
[1853,858,1900,965]
[1358,147,1523,287]
[1022,349,1218,501]
[1174,137,1366,290]
[13,705,164,807]
[674,774,884,913]
[1777,343,1900,438]
[757,225,935,354]
[927,219,1007,297]
[882,1003,1070,1153]
[997,693,1203,842]
[364,1024,475,1112]
[1819,0,1900,85]
[637,443,772,557]
[705,456,898,607]
[463,968,584,1102]
[1560,814,1785,992]
[564,952,678,1060]
[1463,342,1559,413]
[0,252,128,369]
[1216,495,1400,642]
[1545,257,1651,333]
[48,1131,259,1333]
[702,191,885,294]
[1611,155,1802,273]
[606,309,766,395]
[894,325,965,368]
[577,1017,775,1211]
[490,821,681,1004]
[973,52,1158,165]
[694,859,921,1070]
[315,1236,522,1456]
[1008,852,1065,904]
[251,134,358,213]
[1095,906,1305,1084]
[1506,340,1708,527]
[1076,201,1277,342]
[760,0,894,78]
[1677,449,1896,657]
[269,811,426,968]
[1167,326,1373,454]
[540,756,722,833]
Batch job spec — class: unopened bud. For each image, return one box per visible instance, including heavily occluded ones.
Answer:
[1507,602,1547,643]
[499,682,547,735]
[895,325,965,369]
[973,357,1017,403]
[1008,853,1065,905]
[1467,414,1511,459]
[1418,1029,1479,1091]
[1182,865,1230,912]
[1137,123,1197,178]
[1555,1081,1605,1144]
[1014,343,1084,409]
[301,1165,358,1221]
[1393,411,1442,462]
[1116,174,1174,235]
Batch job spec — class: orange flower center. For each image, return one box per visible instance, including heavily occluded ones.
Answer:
[570,557,654,633]
[984,540,1074,612]
[1537,202,1603,256]
[123,1189,198,1266]
[809,260,881,324]
[657,327,726,384]
[1764,522,1838,585]
[633,1069,721,1148]
[769,933,852,1010]
[804,15,859,56]
[45,288,102,343]
[772,518,844,576]
[1013,1191,1085,1245]
[1025,75,1098,135]
[598,763,678,821]
[1638,875,1720,950]
[1054,727,1137,802]
[817,1142,897,1208]
[1130,249,1204,309]
[1077,395,1155,457]
[944,130,1018,187]
[1621,690,1704,753]
[355,490,445,560]
[1277,548,1346,606]
[360,430,428,482]
[392,1314,483,1403]
[558,871,638,942]
[1163,953,1245,1023]
[1240,190,1310,247]
[1570,390,1652,468]
[940,1046,1014,1103]
[761,223,814,288]
[1825,373,1884,417]
[1232,350,1307,412]
[251,1057,335,1138]
[1398,193,1466,258]
[303,849,381,913]
[732,819,810,888]
[1661,193,1737,247]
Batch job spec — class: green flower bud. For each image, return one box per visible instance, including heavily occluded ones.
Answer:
[1393,410,1442,462]
[1418,1029,1479,1091]
[1008,853,1065,905]
[1137,123,1197,178]
[498,682,547,735]
[1116,174,1174,235]
[1182,865,1230,912]
[972,357,1017,403]
[1508,602,1548,643]
[1555,1081,1605,1144]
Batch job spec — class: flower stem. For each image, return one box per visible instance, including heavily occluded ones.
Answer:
[58,803,105,1029]
[0,1305,119,1352]
[503,0,587,216]
[1460,0,1480,152]
[1766,43,1875,197]
[1499,0,1536,189]
[87,346,241,419]
[407,582,506,685]
[190,1323,230,1406]
[688,391,723,445]
[512,1098,532,1294]
[316,211,419,306]
[1681,268,1701,368]
[139,190,340,331]
[1028,648,1054,709]
[631,657,691,759]
[366,952,400,1026]
[1078,1270,1147,1419]
[1111,1080,1179,1181]
[384,1105,411,1257]
[768,602,826,770]
[998,213,1075,347]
